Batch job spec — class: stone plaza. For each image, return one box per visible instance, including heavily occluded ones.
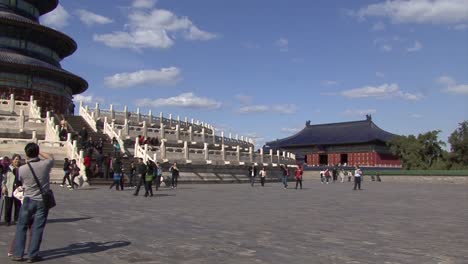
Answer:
[1,180,467,264]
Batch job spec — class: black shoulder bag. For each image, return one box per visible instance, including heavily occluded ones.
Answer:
[27,162,56,210]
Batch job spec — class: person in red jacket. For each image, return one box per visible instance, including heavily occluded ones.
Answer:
[83,154,92,180]
[295,166,303,189]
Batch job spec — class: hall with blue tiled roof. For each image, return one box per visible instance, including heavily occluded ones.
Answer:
[265,115,401,167]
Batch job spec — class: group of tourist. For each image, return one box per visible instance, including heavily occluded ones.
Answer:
[0,143,54,262]
[247,164,304,190]
[319,165,365,190]
[101,156,180,197]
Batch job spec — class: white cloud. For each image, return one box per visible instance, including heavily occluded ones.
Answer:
[381,44,392,52]
[341,83,423,101]
[453,24,468,30]
[133,0,157,9]
[372,21,386,31]
[238,105,297,114]
[275,38,289,52]
[343,109,377,117]
[357,0,468,25]
[446,84,468,94]
[438,76,468,94]
[406,40,422,52]
[281,127,302,133]
[40,4,70,29]
[321,80,339,86]
[104,67,181,88]
[437,76,457,86]
[76,9,113,26]
[135,93,221,109]
[235,94,253,105]
[376,72,385,78]
[94,7,217,50]
[73,94,105,104]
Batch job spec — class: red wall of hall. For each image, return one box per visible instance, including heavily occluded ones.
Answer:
[306,152,400,167]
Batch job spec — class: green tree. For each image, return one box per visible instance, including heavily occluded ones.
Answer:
[387,130,446,169]
[448,121,468,169]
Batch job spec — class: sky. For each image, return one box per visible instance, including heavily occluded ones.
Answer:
[41,0,468,149]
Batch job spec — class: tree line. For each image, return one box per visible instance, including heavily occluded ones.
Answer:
[387,121,468,170]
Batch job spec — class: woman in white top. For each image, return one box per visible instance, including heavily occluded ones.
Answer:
[259,167,267,187]
[353,166,362,190]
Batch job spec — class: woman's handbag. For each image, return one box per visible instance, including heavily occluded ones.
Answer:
[13,186,24,202]
[27,163,56,210]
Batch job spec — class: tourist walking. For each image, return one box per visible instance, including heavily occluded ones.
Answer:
[83,154,92,180]
[320,169,325,184]
[112,137,121,157]
[280,165,288,189]
[60,158,72,188]
[353,165,363,190]
[154,162,162,191]
[248,164,257,187]
[324,168,331,184]
[347,170,353,182]
[11,143,54,262]
[144,161,154,197]
[133,158,147,196]
[295,166,303,189]
[70,159,80,189]
[169,162,179,189]
[259,167,266,187]
[332,166,338,183]
[339,168,345,183]
[2,154,22,225]
[109,157,123,191]
[128,162,136,188]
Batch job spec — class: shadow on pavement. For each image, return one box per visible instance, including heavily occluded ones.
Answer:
[47,217,92,224]
[41,241,131,261]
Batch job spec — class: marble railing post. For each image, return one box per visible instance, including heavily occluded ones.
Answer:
[144,144,149,162]
[184,141,189,160]
[191,118,194,125]
[229,133,232,140]
[136,107,141,123]
[160,123,165,139]
[160,141,166,160]
[95,103,100,119]
[19,109,25,132]
[148,110,153,126]
[169,113,172,127]
[109,104,115,120]
[201,128,206,142]
[236,146,240,162]
[241,136,244,142]
[270,149,274,163]
[260,148,264,163]
[212,128,216,144]
[249,146,253,163]
[9,94,15,113]
[159,112,164,128]
[204,143,209,160]
[188,126,193,142]
[142,121,147,138]
[221,131,225,145]
[235,134,239,141]
[184,117,188,126]
[175,124,180,140]
[221,144,226,161]
[32,130,37,143]
[277,150,281,163]
[177,115,180,125]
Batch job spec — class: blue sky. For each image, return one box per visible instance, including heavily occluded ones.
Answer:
[41,0,468,148]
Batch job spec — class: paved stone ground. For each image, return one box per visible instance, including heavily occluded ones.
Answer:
[1,180,467,264]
